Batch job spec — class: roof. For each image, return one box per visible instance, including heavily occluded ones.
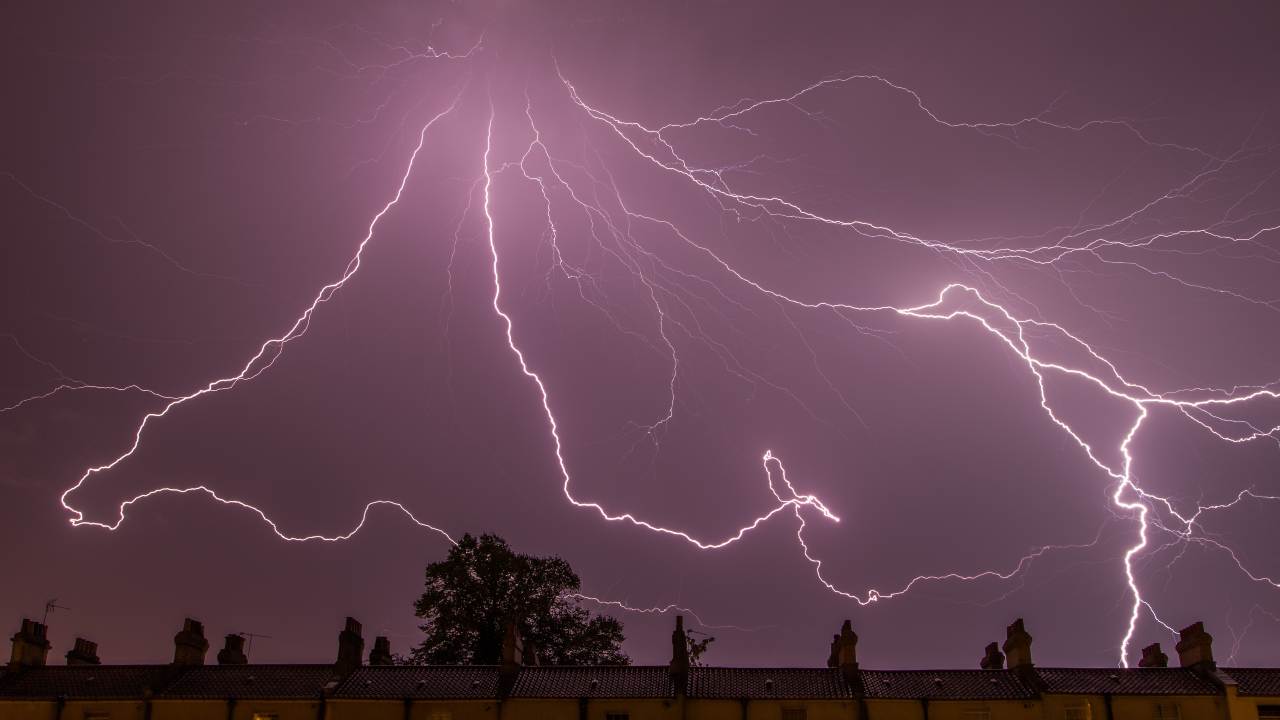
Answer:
[860,670,1038,700]
[1222,669,1280,697]
[0,664,1268,701]
[688,667,854,699]
[1035,668,1222,696]
[0,666,173,699]
[333,666,501,699]
[509,666,674,698]
[157,665,335,699]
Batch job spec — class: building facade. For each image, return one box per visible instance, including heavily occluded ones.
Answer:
[2,614,1278,720]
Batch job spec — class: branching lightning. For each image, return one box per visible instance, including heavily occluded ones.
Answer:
[7,28,1280,665]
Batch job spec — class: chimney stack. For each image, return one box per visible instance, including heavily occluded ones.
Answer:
[1139,642,1169,668]
[1002,619,1033,670]
[66,638,100,666]
[335,617,364,675]
[501,621,526,672]
[670,615,689,694]
[1175,622,1214,671]
[217,634,248,665]
[833,620,858,680]
[980,641,1005,669]
[9,619,51,670]
[173,618,209,666]
[369,636,393,666]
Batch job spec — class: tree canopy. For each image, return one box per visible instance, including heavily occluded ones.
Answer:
[410,533,629,665]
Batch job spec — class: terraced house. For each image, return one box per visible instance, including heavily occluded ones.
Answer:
[2,614,1278,720]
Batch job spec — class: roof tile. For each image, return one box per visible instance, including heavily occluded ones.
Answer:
[688,668,854,699]
[1035,668,1221,695]
[333,666,501,699]
[1221,669,1280,697]
[509,666,673,698]
[860,670,1038,700]
[158,665,335,699]
[0,666,174,699]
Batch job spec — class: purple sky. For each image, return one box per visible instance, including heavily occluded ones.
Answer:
[4,1,1280,669]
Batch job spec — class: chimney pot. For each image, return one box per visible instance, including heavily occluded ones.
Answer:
[173,618,209,666]
[369,636,393,666]
[1002,618,1034,669]
[1175,622,1214,670]
[66,637,100,666]
[1139,642,1169,668]
[9,619,52,670]
[980,641,1005,670]
[217,634,248,665]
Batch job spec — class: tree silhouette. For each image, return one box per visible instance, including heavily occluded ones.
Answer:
[410,533,629,665]
[686,629,715,667]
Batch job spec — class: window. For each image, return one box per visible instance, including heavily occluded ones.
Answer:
[83,714,110,720]
[782,709,808,720]
[430,713,453,720]
[1258,707,1280,720]
[1066,705,1093,720]
[605,714,630,720]
[1155,703,1181,720]
[964,710,992,720]
[251,714,279,720]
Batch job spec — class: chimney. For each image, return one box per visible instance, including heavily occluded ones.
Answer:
[217,634,248,665]
[335,617,364,675]
[980,641,1005,670]
[173,618,209,666]
[9,619,51,670]
[670,615,689,694]
[369,636,393,666]
[1175,622,1214,671]
[1139,642,1169,668]
[827,633,840,668]
[833,620,858,680]
[1002,618,1033,670]
[66,637,100,666]
[501,621,525,672]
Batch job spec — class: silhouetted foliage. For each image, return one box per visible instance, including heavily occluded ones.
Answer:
[411,533,629,665]
[686,629,715,667]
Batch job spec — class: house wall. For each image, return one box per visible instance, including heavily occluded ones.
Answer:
[150,698,323,720]
[1222,687,1279,720]
[0,700,147,720]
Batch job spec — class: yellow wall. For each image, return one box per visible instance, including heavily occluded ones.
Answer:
[1109,695,1226,720]
[0,700,147,720]
[1223,687,1279,720]
[0,701,57,720]
[149,699,323,720]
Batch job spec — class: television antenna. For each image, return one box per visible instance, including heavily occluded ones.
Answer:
[43,599,70,625]
[237,631,273,654]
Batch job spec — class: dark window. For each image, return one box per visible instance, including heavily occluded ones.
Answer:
[1258,707,1280,720]
[783,709,808,720]
[605,714,629,720]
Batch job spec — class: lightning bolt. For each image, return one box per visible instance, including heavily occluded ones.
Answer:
[16,35,1280,668]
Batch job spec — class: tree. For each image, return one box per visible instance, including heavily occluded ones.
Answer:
[411,533,629,665]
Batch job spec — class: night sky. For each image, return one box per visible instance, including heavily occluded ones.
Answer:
[4,1,1280,669]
